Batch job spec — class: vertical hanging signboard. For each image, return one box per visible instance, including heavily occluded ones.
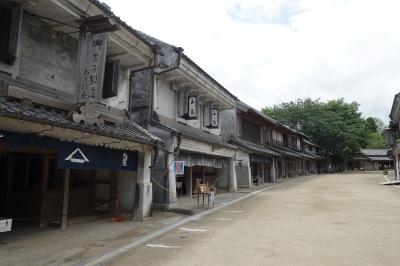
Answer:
[78,32,107,103]
[188,96,197,119]
[211,108,218,127]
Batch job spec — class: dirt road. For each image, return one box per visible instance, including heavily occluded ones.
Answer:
[109,172,400,266]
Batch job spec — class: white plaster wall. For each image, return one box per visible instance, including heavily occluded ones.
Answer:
[154,79,175,119]
[117,170,137,216]
[235,150,252,187]
[236,150,251,167]
[187,118,201,128]
[102,68,130,111]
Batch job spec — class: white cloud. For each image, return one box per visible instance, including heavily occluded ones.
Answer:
[103,0,400,123]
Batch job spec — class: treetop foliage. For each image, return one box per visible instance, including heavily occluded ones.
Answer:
[262,98,387,161]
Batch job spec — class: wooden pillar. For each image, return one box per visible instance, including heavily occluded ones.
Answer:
[4,157,14,217]
[188,167,193,197]
[270,156,276,182]
[61,169,70,230]
[260,162,265,184]
[285,159,288,178]
[39,157,50,228]
[110,171,118,218]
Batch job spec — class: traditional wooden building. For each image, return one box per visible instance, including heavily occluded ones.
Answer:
[128,34,238,208]
[221,101,323,187]
[0,0,162,232]
[302,139,326,174]
[221,101,280,187]
[346,149,393,171]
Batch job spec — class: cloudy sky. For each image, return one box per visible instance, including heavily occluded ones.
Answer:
[104,0,400,123]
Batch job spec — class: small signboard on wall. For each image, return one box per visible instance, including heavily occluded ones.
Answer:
[188,96,197,119]
[0,219,12,233]
[211,108,218,128]
[172,161,185,175]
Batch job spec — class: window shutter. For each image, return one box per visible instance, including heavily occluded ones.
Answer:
[203,105,211,127]
[103,61,119,98]
[6,4,22,65]
[177,89,188,118]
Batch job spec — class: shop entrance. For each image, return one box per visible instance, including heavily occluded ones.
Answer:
[176,166,218,197]
[0,150,121,231]
[0,152,56,228]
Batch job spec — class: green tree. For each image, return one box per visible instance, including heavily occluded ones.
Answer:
[365,132,387,149]
[366,117,378,133]
[364,117,387,148]
[262,98,369,162]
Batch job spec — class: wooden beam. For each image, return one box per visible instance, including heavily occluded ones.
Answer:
[61,169,70,230]
[39,157,50,228]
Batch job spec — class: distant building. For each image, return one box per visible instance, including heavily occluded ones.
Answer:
[387,93,400,178]
[346,149,393,171]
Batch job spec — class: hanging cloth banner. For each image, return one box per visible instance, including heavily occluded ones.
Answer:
[57,143,138,171]
[0,130,138,171]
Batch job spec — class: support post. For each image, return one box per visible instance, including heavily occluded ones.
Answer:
[247,155,252,187]
[166,152,177,205]
[61,169,70,230]
[39,157,49,228]
[271,156,276,182]
[229,158,237,192]
[260,162,265,184]
[134,148,153,220]
[188,167,193,197]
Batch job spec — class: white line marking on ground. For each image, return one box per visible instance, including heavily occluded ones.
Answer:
[224,210,244,213]
[384,176,391,182]
[179,227,208,232]
[214,218,233,221]
[146,244,180,249]
[82,176,312,266]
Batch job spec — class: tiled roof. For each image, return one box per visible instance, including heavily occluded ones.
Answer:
[237,101,279,125]
[155,114,236,150]
[360,149,388,157]
[230,138,280,156]
[367,156,393,161]
[269,146,302,158]
[303,139,318,147]
[0,96,159,145]
[304,151,325,160]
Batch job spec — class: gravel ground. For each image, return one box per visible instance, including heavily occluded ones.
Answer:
[109,172,400,266]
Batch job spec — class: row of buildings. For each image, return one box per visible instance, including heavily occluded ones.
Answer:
[0,0,326,233]
[387,93,400,178]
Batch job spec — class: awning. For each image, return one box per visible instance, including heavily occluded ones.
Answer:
[367,156,393,161]
[229,139,279,156]
[179,152,227,168]
[155,114,236,150]
[304,151,326,160]
[0,96,159,146]
[0,130,138,171]
[269,146,302,159]
[251,154,273,163]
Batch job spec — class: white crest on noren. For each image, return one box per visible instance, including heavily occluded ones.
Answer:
[65,148,90,164]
